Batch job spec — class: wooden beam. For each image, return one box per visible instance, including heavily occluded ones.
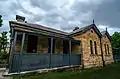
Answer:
[13,26,69,39]
[49,38,53,68]
[18,32,26,73]
[20,33,26,55]
[69,40,71,66]
[11,32,18,54]
[9,31,18,73]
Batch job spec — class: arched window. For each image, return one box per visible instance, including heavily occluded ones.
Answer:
[107,44,109,55]
[90,40,93,54]
[94,41,97,55]
[104,44,107,55]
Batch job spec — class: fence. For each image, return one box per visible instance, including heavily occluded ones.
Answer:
[113,55,120,63]
[112,48,120,55]
[112,48,120,63]
[9,53,81,73]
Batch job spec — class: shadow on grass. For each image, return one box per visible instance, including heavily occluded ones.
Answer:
[13,63,120,79]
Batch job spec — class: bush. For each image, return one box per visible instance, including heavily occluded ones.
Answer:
[0,51,8,59]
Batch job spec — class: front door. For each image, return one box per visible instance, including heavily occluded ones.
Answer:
[27,35,38,53]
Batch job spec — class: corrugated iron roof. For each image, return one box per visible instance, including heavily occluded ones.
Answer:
[101,31,111,41]
[69,24,102,37]
[9,21,102,37]
[9,21,69,36]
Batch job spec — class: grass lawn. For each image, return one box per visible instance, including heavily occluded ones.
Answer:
[13,63,120,79]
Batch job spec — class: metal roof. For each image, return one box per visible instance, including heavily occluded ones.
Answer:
[9,21,102,38]
[9,21,69,36]
[101,31,111,41]
[69,24,102,37]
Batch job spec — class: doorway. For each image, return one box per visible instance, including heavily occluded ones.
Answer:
[27,35,38,53]
[63,40,69,54]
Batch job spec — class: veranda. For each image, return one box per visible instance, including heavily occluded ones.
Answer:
[9,29,81,73]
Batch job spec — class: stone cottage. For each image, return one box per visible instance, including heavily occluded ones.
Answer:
[8,15,114,73]
[101,31,114,64]
[70,24,114,68]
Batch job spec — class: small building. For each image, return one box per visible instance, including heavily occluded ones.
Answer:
[8,15,114,73]
[70,24,104,68]
[101,31,114,64]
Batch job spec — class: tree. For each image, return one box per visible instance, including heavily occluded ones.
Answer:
[0,15,3,52]
[0,15,3,27]
[111,32,120,55]
[1,32,8,53]
[0,15,8,57]
[0,37,1,52]
[112,32,120,48]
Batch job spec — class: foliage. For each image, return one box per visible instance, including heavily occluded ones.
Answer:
[0,15,3,27]
[1,31,8,52]
[0,15,8,58]
[111,32,120,48]
[13,63,120,79]
[111,32,120,55]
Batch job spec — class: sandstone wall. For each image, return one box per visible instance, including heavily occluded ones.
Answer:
[55,39,63,54]
[101,34,114,64]
[37,37,49,53]
[72,28,103,68]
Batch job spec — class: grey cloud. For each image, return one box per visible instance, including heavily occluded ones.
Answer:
[69,1,100,25]
[0,0,120,35]
[32,15,44,22]
[93,0,120,28]
[31,11,61,25]
[0,0,8,2]
[29,0,56,11]
[9,1,34,15]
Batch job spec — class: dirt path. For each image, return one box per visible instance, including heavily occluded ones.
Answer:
[0,69,11,79]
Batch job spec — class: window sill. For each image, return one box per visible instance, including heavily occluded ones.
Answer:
[105,54,111,56]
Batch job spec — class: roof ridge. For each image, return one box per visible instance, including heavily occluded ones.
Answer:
[9,21,69,35]
[27,23,68,34]
[69,24,94,35]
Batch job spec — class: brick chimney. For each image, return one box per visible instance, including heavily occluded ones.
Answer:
[16,15,25,22]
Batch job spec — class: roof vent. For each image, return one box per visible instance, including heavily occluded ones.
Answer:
[16,15,25,22]
[25,21,27,23]
[73,27,79,31]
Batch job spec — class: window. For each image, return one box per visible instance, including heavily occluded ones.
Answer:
[104,44,107,55]
[107,44,109,55]
[91,30,93,33]
[94,41,97,55]
[90,40,93,54]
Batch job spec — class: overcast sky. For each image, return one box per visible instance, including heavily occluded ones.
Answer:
[0,0,120,35]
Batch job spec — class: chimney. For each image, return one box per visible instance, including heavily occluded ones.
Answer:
[16,15,25,22]
[73,26,79,31]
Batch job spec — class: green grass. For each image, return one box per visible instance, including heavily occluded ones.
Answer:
[13,63,120,79]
